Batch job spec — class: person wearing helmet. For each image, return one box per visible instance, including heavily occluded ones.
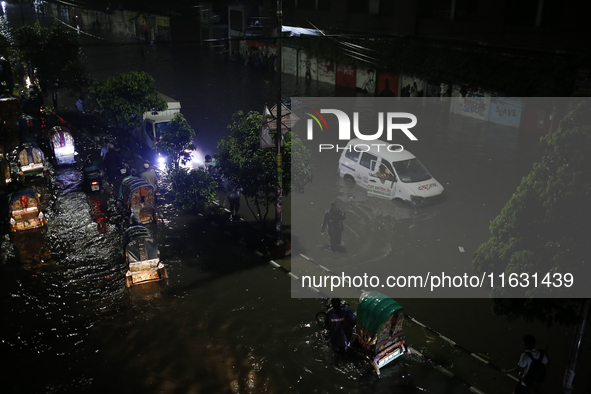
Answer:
[85,154,97,167]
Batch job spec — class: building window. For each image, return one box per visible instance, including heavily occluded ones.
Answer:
[379,0,396,17]
[348,0,369,14]
[505,0,538,26]
[454,0,478,21]
[418,0,452,20]
[539,0,563,28]
[230,10,243,32]
[318,0,330,11]
[298,0,316,10]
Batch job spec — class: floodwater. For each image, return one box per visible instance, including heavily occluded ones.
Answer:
[1,3,590,394]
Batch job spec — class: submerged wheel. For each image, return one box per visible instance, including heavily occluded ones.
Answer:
[315,311,327,328]
[354,354,381,378]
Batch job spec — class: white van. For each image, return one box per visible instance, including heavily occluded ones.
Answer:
[337,138,445,207]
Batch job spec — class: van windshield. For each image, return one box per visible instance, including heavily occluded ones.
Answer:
[392,158,432,183]
[154,122,171,142]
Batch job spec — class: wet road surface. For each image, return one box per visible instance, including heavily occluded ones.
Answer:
[1,3,590,394]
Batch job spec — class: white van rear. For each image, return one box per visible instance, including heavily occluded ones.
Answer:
[337,138,445,207]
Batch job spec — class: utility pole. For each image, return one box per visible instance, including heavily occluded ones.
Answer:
[275,0,283,244]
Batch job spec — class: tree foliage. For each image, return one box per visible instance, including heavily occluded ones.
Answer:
[13,21,88,92]
[291,132,314,193]
[473,100,591,326]
[88,71,166,127]
[215,110,292,234]
[157,113,196,170]
[168,168,218,213]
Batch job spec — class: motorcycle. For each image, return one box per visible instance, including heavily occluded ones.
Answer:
[82,156,102,192]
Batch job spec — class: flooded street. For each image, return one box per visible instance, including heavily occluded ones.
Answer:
[1,3,590,394]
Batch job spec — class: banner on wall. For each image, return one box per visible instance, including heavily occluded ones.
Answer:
[376,72,399,97]
[356,68,376,95]
[317,59,336,85]
[400,75,426,97]
[336,64,356,89]
[299,52,317,81]
[450,85,491,121]
[282,47,297,75]
[488,97,523,128]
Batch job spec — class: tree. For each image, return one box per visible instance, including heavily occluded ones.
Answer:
[13,21,89,99]
[473,100,591,326]
[157,113,196,170]
[215,110,292,237]
[291,132,314,193]
[88,71,166,128]
[168,168,218,213]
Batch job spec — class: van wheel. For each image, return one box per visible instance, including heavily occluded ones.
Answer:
[343,175,355,184]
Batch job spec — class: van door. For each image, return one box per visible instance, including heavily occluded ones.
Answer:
[144,120,155,144]
[357,151,378,188]
[368,157,398,199]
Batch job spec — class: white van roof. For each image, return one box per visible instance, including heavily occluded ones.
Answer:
[157,92,181,110]
[346,138,416,162]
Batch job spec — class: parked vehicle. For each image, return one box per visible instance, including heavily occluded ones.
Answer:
[338,138,445,207]
[353,292,406,376]
[130,92,180,151]
[0,155,13,189]
[18,114,42,144]
[0,94,21,148]
[83,155,102,192]
[49,126,76,165]
[123,224,167,287]
[11,143,48,183]
[315,292,407,378]
[120,176,157,224]
[9,188,46,232]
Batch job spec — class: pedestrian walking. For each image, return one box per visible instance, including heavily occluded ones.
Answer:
[502,334,548,393]
[140,162,158,192]
[100,138,111,165]
[325,298,356,353]
[320,200,346,251]
[76,97,84,113]
[226,182,241,221]
[103,145,122,180]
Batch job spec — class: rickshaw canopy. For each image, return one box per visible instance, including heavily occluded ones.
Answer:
[123,225,159,263]
[50,126,74,149]
[50,126,76,165]
[15,144,45,166]
[121,177,155,208]
[10,189,40,214]
[18,114,41,143]
[357,292,403,335]
[0,156,11,186]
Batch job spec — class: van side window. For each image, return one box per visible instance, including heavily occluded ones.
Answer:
[360,152,377,170]
[382,160,395,175]
[344,149,360,162]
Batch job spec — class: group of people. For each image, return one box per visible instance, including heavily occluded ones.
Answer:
[99,137,159,191]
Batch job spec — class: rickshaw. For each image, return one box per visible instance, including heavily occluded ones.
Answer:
[0,155,12,189]
[317,292,407,378]
[18,114,42,144]
[0,94,20,133]
[120,176,156,224]
[12,143,48,182]
[123,224,167,287]
[9,189,46,232]
[353,292,407,376]
[49,126,76,165]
